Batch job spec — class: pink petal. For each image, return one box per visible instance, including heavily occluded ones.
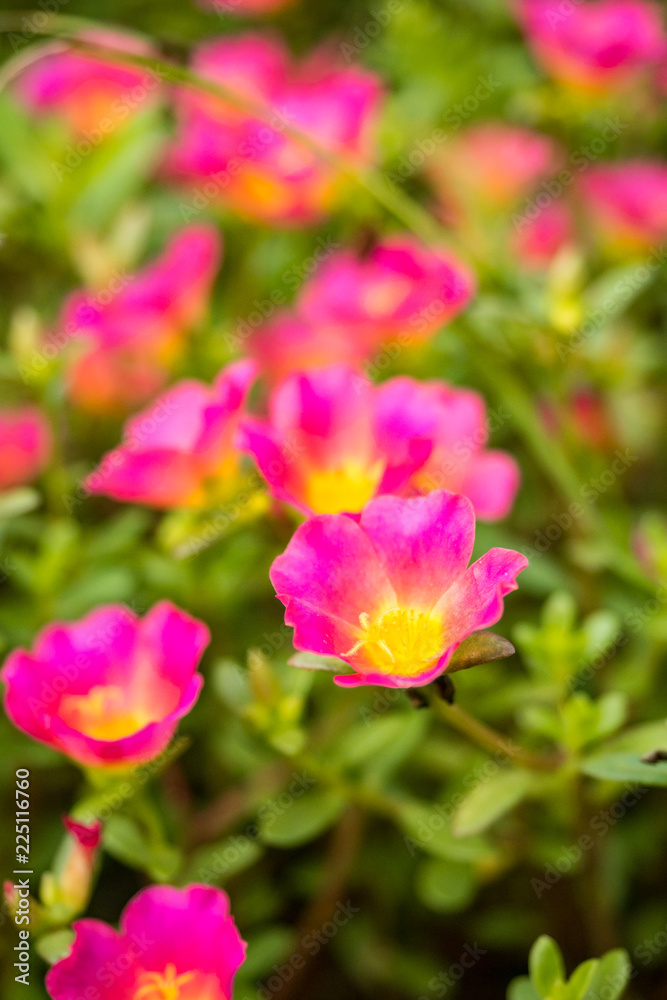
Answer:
[120,884,246,992]
[46,920,135,1000]
[270,513,395,659]
[436,547,529,646]
[359,490,476,609]
[460,450,521,521]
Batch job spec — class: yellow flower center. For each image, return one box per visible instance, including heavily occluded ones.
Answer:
[303,462,383,514]
[134,964,196,1000]
[59,685,152,741]
[344,608,445,677]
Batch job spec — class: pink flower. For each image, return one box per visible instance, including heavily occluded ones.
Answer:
[247,312,375,384]
[0,406,52,491]
[61,226,221,414]
[46,883,246,1000]
[511,199,576,269]
[14,30,161,136]
[429,123,561,212]
[270,490,528,688]
[200,0,296,13]
[1,602,209,768]
[374,377,520,521]
[297,237,476,345]
[517,0,667,92]
[241,366,432,516]
[167,33,383,224]
[578,161,667,251]
[85,360,256,509]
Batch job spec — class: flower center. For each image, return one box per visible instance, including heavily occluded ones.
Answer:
[59,685,152,741]
[303,462,383,514]
[134,964,196,1000]
[344,608,445,676]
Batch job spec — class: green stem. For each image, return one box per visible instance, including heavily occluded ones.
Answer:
[427,694,564,773]
[0,14,451,249]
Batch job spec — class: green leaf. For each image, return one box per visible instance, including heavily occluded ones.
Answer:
[448,630,515,673]
[453,770,535,837]
[565,959,598,999]
[529,936,566,997]
[0,487,41,519]
[399,801,495,863]
[287,651,350,672]
[580,753,667,787]
[415,857,477,913]
[259,789,345,848]
[507,978,542,1000]
[580,950,631,1000]
[183,837,263,886]
[36,930,74,966]
[103,815,150,871]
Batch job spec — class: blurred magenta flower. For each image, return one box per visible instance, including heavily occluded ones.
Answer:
[0,406,52,491]
[375,377,520,520]
[86,360,256,508]
[247,311,375,383]
[517,0,667,93]
[14,30,161,136]
[46,883,246,1000]
[511,199,576,269]
[578,161,667,252]
[167,32,383,224]
[200,0,297,13]
[61,225,221,414]
[1,602,209,768]
[271,490,528,688]
[297,236,476,345]
[241,366,432,515]
[429,122,561,214]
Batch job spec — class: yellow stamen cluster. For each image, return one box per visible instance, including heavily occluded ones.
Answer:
[344,607,444,676]
[134,964,196,1000]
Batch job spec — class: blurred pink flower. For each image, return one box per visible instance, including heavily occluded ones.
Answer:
[429,122,562,213]
[14,30,161,136]
[1,602,209,768]
[85,360,256,509]
[375,377,520,520]
[60,225,221,415]
[241,366,432,515]
[271,490,528,688]
[46,883,246,1000]
[247,311,375,384]
[297,237,476,345]
[200,0,296,13]
[578,161,667,251]
[167,33,383,224]
[517,0,667,92]
[0,406,52,491]
[511,199,576,269]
